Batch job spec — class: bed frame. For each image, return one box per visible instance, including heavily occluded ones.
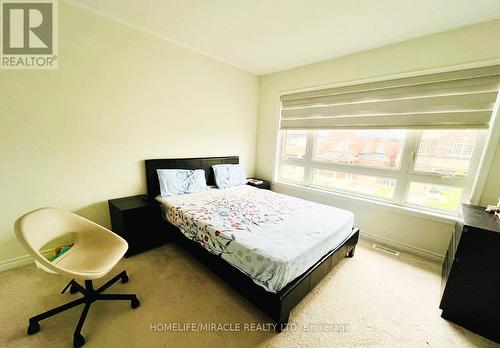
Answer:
[145,156,359,331]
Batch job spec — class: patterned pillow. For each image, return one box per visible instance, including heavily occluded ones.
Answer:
[212,164,246,189]
[156,169,208,196]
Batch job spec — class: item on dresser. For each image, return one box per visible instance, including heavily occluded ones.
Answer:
[484,204,500,218]
[485,205,497,212]
[440,203,500,343]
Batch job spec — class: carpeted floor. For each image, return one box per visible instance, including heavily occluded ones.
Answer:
[0,238,497,348]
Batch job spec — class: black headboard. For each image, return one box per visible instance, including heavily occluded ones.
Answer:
[145,156,239,198]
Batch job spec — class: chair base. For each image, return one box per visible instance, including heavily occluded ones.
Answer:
[26,270,139,348]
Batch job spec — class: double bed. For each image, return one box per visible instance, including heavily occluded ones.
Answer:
[145,156,359,330]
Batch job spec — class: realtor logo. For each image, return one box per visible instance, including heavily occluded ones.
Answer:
[1,0,58,69]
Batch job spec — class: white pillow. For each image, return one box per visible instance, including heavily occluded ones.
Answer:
[212,164,246,189]
[156,169,208,196]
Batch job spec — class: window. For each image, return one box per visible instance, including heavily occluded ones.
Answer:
[278,65,499,215]
[280,164,304,183]
[313,130,405,169]
[452,143,474,157]
[414,130,480,177]
[278,129,485,215]
[312,169,396,199]
[418,143,428,155]
[407,182,463,210]
[283,130,307,159]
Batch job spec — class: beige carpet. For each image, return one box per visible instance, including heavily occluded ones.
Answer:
[0,238,497,348]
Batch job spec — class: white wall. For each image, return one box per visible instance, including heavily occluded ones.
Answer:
[256,19,500,258]
[0,3,258,265]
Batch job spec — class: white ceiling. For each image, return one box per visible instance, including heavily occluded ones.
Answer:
[67,0,500,75]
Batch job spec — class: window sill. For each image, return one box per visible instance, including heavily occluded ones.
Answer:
[272,181,458,225]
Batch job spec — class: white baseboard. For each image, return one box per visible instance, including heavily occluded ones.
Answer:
[0,249,53,272]
[0,254,35,272]
[360,231,444,263]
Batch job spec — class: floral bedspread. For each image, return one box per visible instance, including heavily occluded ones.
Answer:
[158,185,354,292]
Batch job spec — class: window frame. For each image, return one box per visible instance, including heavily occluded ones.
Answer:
[277,128,486,215]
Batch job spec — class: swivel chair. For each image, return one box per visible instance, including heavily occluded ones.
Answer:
[14,207,140,347]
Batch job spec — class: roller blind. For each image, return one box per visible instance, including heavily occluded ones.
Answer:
[280,65,500,130]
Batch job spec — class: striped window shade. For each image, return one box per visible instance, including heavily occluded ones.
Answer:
[280,65,500,130]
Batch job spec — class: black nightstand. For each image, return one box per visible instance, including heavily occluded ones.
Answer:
[108,195,169,257]
[440,204,500,343]
[246,179,271,190]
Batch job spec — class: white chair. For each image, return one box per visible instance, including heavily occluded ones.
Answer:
[14,207,140,347]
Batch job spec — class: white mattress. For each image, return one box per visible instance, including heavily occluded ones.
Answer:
[156,185,354,293]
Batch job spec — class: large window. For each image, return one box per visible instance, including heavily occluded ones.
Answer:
[278,129,485,215]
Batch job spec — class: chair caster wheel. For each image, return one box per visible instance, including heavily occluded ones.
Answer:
[27,321,40,335]
[73,333,85,347]
[69,283,78,294]
[121,273,129,284]
[131,297,140,309]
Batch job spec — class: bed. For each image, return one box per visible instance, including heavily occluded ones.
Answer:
[145,156,359,330]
